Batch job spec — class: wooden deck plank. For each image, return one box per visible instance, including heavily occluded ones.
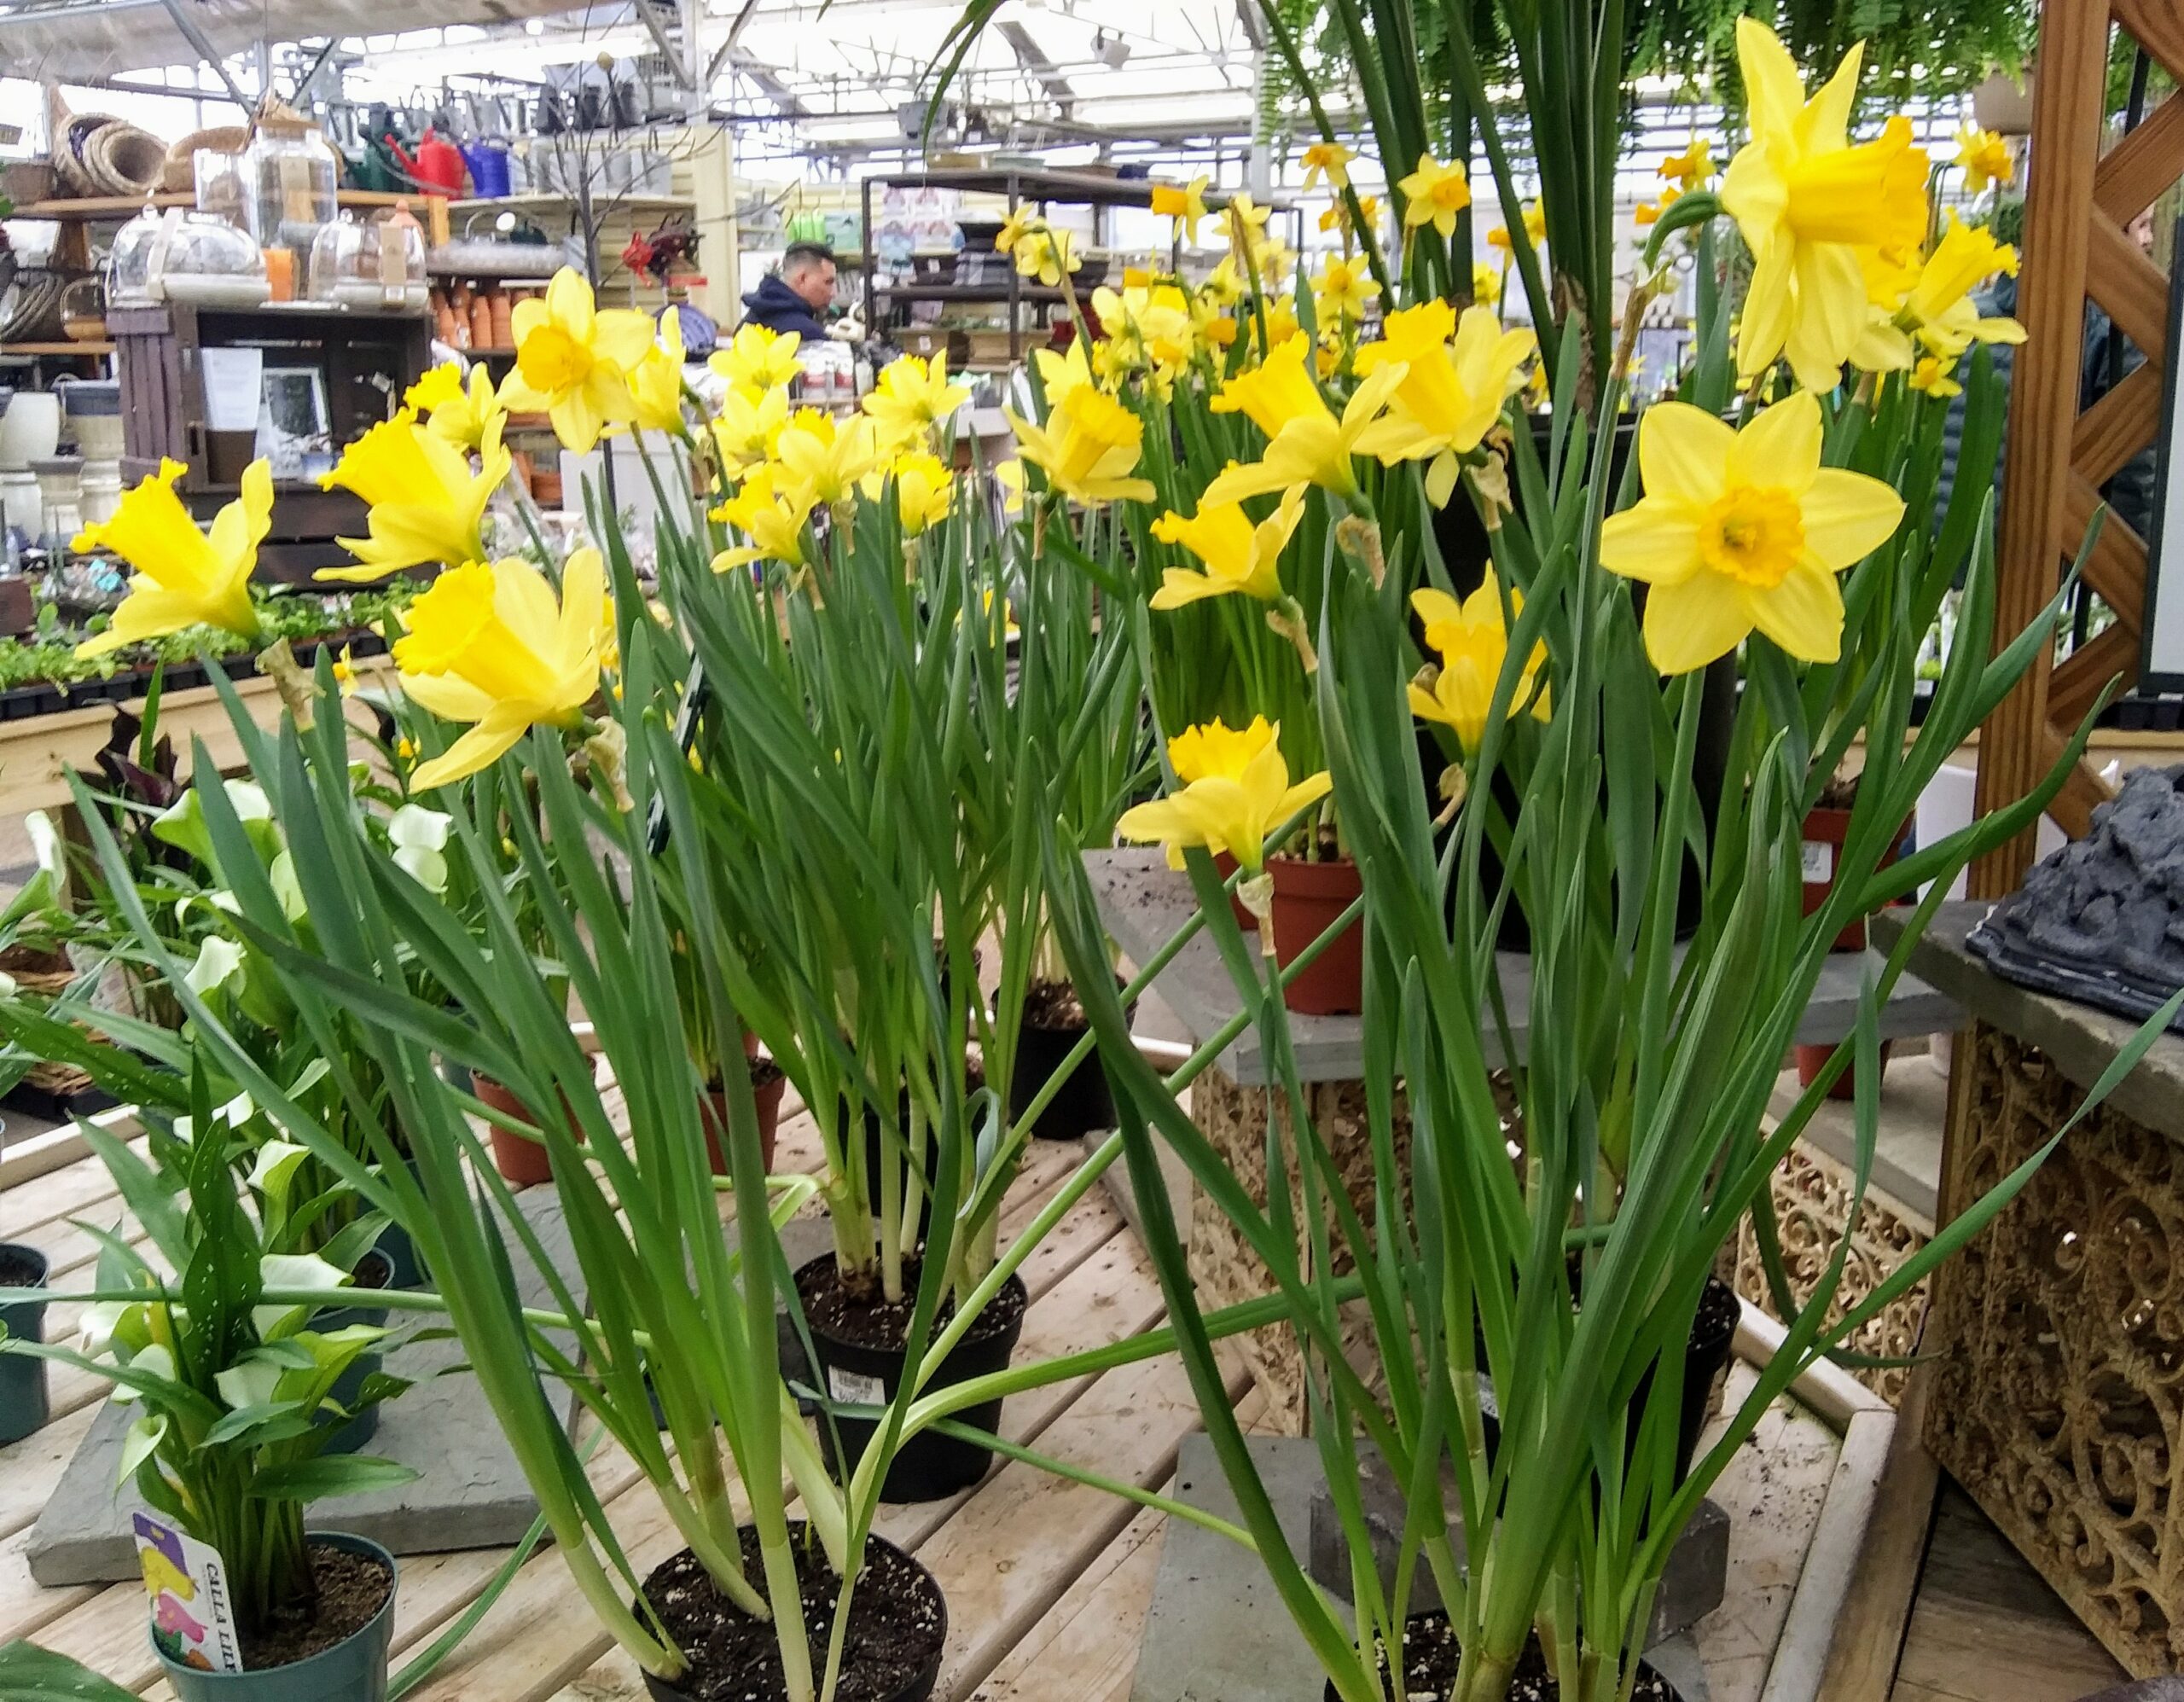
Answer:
[967,1500,1166,1701]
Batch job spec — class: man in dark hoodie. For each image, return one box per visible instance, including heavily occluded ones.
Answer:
[741,241,835,340]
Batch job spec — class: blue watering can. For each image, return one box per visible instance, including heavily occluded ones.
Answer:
[460,137,511,199]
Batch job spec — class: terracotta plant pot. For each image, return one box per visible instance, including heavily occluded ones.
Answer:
[473,1072,564,1186]
[1267,856,1365,1016]
[154,1533,396,1701]
[1795,1038,1896,1101]
[1800,803,1907,953]
[700,1059,786,1175]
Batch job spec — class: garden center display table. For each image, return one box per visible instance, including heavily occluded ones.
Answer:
[1087,848,1960,1431]
[1871,901,2184,1678]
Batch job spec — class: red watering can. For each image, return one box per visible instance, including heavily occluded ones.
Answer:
[387,127,465,196]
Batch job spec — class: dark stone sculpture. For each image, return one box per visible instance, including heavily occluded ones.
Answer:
[1969,764,2184,1033]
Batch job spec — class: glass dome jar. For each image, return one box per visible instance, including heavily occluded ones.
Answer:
[192,148,255,236]
[247,112,339,264]
[107,205,171,307]
[307,212,428,311]
[152,212,270,308]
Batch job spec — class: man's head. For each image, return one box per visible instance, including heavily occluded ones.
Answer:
[781,242,838,313]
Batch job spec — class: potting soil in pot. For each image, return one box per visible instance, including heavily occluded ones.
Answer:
[1008,978,1134,1141]
[237,1541,392,1670]
[639,1528,944,1702]
[1326,1621,1681,1702]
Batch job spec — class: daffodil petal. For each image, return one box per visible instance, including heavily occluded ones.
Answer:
[1799,468,1906,568]
[1642,576,1754,675]
[1600,500,1703,584]
[1637,404,1734,507]
[1746,555,1845,663]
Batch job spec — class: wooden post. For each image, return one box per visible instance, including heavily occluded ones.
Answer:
[1972,0,2184,899]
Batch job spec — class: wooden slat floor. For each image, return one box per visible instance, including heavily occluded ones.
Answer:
[0,1088,1850,1702]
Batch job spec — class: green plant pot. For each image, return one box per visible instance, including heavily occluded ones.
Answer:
[154,1533,397,1702]
[0,1242,50,1446]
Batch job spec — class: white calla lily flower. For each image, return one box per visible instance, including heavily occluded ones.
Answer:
[116,1341,175,1401]
[183,935,246,997]
[214,1356,287,1412]
[246,1140,311,1205]
[253,1252,352,1339]
[78,1298,143,1359]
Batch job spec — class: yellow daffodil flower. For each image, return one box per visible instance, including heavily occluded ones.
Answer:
[1472,261,1502,305]
[711,384,792,483]
[1635,189,1677,228]
[619,311,688,435]
[995,458,1025,515]
[1004,386,1158,508]
[1487,200,1545,260]
[711,322,806,393]
[1204,333,1407,503]
[1301,141,1353,191]
[1658,137,1714,191]
[1409,573,1548,748]
[887,450,956,537]
[395,735,417,762]
[1908,356,1961,398]
[331,643,358,696]
[407,360,504,452]
[1117,716,1333,873]
[994,207,1032,258]
[1398,154,1473,239]
[1201,256,1245,308]
[1956,125,2014,194]
[317,411,512,584]
[1599,391,1906,673]
[1718,20,1931,392]
[1035,338,1096,408]
[1355,303,1536,507]
[1223,193,1273,259]
[1312,256,1380,323]
[1149,485,1306,608]
[863,352,972,450]
[73,458,270,657]
[711,465,816,571]
[1015,228,1082,288]
[497,268,657,453]
[394,550,607,790]
[1093,283,1197,385]
[1851,214,2025,370]
[773,409,879,507]
[1151,176,1211,245]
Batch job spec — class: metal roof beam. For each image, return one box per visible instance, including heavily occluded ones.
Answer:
[996,18,1076,113]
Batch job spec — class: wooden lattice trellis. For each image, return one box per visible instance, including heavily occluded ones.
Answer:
[1973,0,2184,901]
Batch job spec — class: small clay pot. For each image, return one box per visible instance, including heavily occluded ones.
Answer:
[700,1059,786,1175]
[473,1072,572,1187]
[1267,855,1365,1016]
[1794,1038,1896,1101]
[1800,804,1908,953]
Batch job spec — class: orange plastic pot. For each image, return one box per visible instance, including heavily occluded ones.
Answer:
[700,1065,786,1175]
[473,1072,567,1186]
[1268,856,1364,1016]
[1800,805,1906,953]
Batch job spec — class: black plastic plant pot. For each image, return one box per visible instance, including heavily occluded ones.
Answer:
[794,1254,1027,1503]
[317,1248,395,1455]
[372,1159,428,1291]
[636,1526,944,1702]
[1007,983,1138,1142]
[0,1242,51,1446]
[1321,1618,1682,1702]
[155,1532,397,1702]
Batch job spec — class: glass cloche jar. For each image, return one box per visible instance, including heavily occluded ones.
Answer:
[107,205,171,307]
[307,211,428,311]
[152,212,270,307]
[247,109,339,265]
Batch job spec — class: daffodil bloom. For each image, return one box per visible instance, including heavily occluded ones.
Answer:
[863,352,972,450]
[73,458,269,658]
[1117,716,1333,873]
[317,411,513,584]
[497,268,657,453]
[1398,154,1473,239]
[711,322,805,392]
[1004,386,1158,507]
[1486,200,1546,260]
[1658,138,1714,191]
[1957,125,2014,194]
[1718,20,1931,392]
[1409,574,1549,748]
[712,465,817,569]
[1356,303,1536,506]
[1035,338,1097,408]
[1472,261,1502,305]
[332,643,357,695]
[1223,193,1273,261]
[1301,141,1353,191]
[774,409,878,507]
[1201,256,1246,308]
[393,550,608,790]
[407,359,505,452]
[1151,175,1211,245]
[1635,189,1678,228]
[1851,215,2025,370]
[995,459,1025,515]
[994,207,1033,258]
[619,311,688,435]
[1599,391,1906,673]
[1908,356,1961,398]
[711,383,792,482]
[886,451,956,536]
[1204,334,1407,504]
[1092,284,1197,384]
[1015,228,1081,288]
[1149,485,1306,608]
[1312,256,1380,323]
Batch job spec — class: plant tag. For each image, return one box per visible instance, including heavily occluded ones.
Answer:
[134,1511,241,1674]
[1800,839,1833,883]
[828,1365,888,1407]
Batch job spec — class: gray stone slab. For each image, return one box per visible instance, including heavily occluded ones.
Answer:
[1089,848,1959,1086]
[1304,1442,1725,1647]
[27,1189,590,1585]
[1873,902,2184,1146]
[1136,1434,1707,1702]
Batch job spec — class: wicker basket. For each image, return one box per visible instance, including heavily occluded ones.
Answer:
[161,126,250,195]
